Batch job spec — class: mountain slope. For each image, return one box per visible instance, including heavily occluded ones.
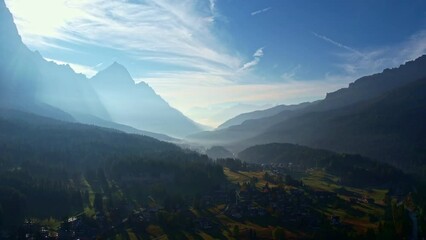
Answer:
[188,55,426,153]
[238,143,334,165]
[0,109,181,166]
[73,113,178,142]
[0,1,191,140]
[238,143,403,187]
[217,102,311,129]
[245,77,426,172]
[0,109,225,227]
[90,62,202,137]
[0,0,107,122]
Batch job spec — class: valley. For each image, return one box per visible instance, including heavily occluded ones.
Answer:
[1,0,426,239]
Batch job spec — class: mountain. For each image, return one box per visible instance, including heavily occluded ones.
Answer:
[72,113,178,142]
[0,1,197,140]
[188,55,426,167]
[34,56,110,121]
[314,55,426,112]
[0,1,67,119]
[0,0,106,122]
[0,109,181,161]
[186,105,312,146]
[238,143,334,165]
[90,62,202,137]
[217,102,311,129]
[245,77,426,172]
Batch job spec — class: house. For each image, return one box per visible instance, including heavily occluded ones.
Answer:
[331,215,341,225]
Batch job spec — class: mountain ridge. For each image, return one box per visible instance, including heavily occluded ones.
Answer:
[90,62,203,137]
[188,55,426,153]
[0,1,201,139]
[217,102,312,129]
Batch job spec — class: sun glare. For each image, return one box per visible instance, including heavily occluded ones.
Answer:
[5,0,85,37]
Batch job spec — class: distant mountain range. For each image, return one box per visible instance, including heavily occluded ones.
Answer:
[0,0,202,139]
[189,55,426,172]
[217,102,312,129]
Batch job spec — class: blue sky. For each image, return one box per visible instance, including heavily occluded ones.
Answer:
[5,0,426,126]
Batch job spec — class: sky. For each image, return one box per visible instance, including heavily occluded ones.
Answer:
[5,0,426,127]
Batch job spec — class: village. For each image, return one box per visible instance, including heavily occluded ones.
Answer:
[13,161,384,239]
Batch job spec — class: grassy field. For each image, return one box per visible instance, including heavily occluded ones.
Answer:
[301,169,386,232]
[222,168,388,236]
[224,168,278,189]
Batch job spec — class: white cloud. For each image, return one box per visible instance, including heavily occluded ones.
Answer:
[209,0,216,13]
[5,0,242,76]
[251,7,271,16]
[239,47,264,71]
[253,47,264,57]
[240,58,260,71]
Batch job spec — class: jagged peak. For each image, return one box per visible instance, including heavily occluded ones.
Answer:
[91,61,136,87]
[108,61,126,70]
[101,62,130,75]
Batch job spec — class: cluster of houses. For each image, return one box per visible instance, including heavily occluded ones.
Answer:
[13,163,373,239]
[14,220,53,239]
[222,185,324,231]
[349,196,375,204]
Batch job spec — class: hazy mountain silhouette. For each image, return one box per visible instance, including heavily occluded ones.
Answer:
[189,55,426,172]
[90,62,202,137]
[0,108,183,167]
[0,1,201,139]
[217,102,311,129]
[0,1,105,122]
[187,105,313,146]
[72,113,178,142]
[244,76,426,172]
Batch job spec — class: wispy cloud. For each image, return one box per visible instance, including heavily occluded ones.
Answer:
[253,47,264,57]
[312,32,364,57]
[281,64,301,81]
[239,47,264,71]
[209,0,216,13]
[251,7,271,16]
[313,30,426,77]
[6,0,242,76]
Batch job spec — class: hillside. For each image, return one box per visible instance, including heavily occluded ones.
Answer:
[245,77,426,172]
[0,109,225,228]
[189,55,426,150]
[187,55,426,173]
[217,102,311,129]
[238,143,335,165]
[238,143,404,187]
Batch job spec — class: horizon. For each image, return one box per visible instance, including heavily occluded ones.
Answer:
[5,0,426,127]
